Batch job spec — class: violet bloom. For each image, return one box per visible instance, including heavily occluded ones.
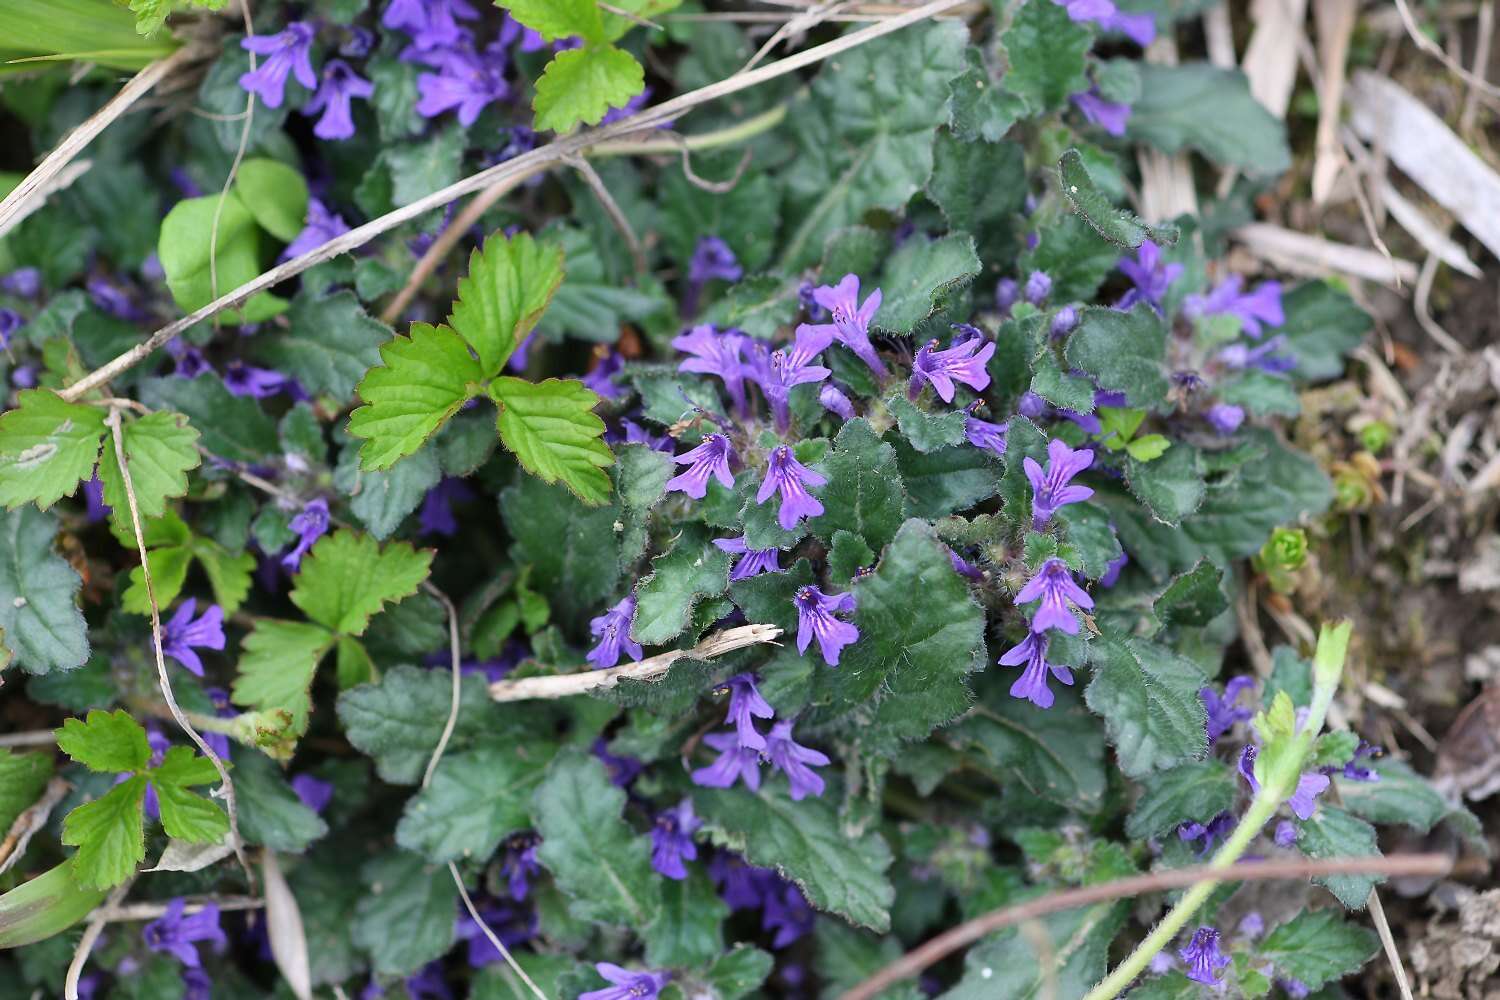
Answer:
[580,965,670,1000]
[416,45,509,126]
[500,836,540,900]
[909,335,995,404]
[1050,305,1081,337]
[995,278,1020,314]
[1015,559,1093,635]
[948,547,983,581]
[748,325,834,432]
[1178,927,1230,986]
[0,267,40,298]
[183,969,211,1000]
[1025,438,1095,530]
[808,273,886,375]
[582,347,626,400]
[720,673,773,749]
[223,361,286,399]
[793,585,858,666]
[1219,334,1296,374]
[593,738,643,786]
[1024,270,1052,305]
[763,882,814,948]
[965,410,1008,457]
[1052,0,1156,45]
[1116,240,1184,314]
[170,345,210,379]
[239,22,318,109]
[765,721,829,801]
[685,236,742,313]
[143,899,228,968]
[1185,275,1284,338]
[281,197,350,261]
[1330,740,1382,782]
[162,599,225,677]
[819,384,854,420]
[282,497,330,571]
[1205,402,1244,435]
[291,774,334,814]
[83,473,110,523]
[1238,912,1265,939]
[1178,811,1234,856]
[666,434,735,500]
[674,324,749,415]
[1238,743,1260,792]
[691,730,762,790]
[1201,676,1254,745]
[456,899,533,966]
[0,309,21,350]
[650,799,701,880]
[1071,88,1130,136]
[587,595,643,669]
[714,536,780,581]
[1274,820,1298,848]
[303,59,373,140]
[387,0,478,52]
[1286,771,1330,820]
[1099,550,1128,588]
[1000,631,1074,709]
[88,277,139,321]
[757,445,826,531]
[419,477,475,537]
[137,727,170,820]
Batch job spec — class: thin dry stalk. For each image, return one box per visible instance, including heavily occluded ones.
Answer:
[1459,0,1495,134]
[451,861,549,1000]
[209,2,259,313]
[1393,0,1500,97]
[1311,0,1357,203]
[1366,888,1416,999]
[419,582,463,790]
[98,895,263,923]
[0,777,69,876]
[567,155,647,275]
[65,880,134,1000]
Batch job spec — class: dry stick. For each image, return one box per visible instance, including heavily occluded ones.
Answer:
[450,861,549,1000]
[568,154,648,275]
[64,880,135,1000]
[837,854,1457,1000]
[0,47,195,238]
[1366,886,1415,1000]
[0,776,69,876]
[60,0,968,403]
[98,895,263,923]
[104,408,251,887]
[1459,0,1495,135]
[742,0,854,73]
[419,582,463,790]
[0,729,58,747]
[1393,0,1500,96]
[489,624,782,702]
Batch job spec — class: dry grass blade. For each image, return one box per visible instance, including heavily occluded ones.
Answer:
[65,880,134,1000]
[0,777,69,876]
[262,851,312,1000]
[419,583,463,790]
[1242,0,1310,118]
[451,861,549,1000]
[1233,222,1417,286]
[1311,0,1357,203]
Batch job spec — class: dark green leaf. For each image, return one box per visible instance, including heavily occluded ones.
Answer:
[500,474,622,624]
[644,868,729,968]
[396,744,552,863]
[949,687,1107,811]
[232,749,328,853]
[1125,760,1237,839]
[0,506,89,674]
[1126,64,1291,175]
[140,374,278,465]
[336,665,496,784]
[351,850,458,975]
[1296,806,1381,909]
[1153,560,1227,627]
[1058,148,1178,248]
[0,750,52,833]
[1258,910,1378,988]
[257,291,391,400]
[873,234,981,334]
[1277,281,1371,381]
[1065,304,1169,410]
[1000,0,1093,112]
[631,525,733,646]
[1125,444,1206,525]
[1085,636,1208,777]
[889,434,999,519]
[814,419,908,553]
[1334,760,1450,834]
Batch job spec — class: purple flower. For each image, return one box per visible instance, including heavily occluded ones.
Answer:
[1071,88,1131,136]
[419,477,475,536]
[223,362,286,399]
[143,899,228,968]
[1,267,40,298]
[720,673,773,749]
[281,197,351,261]
[714,536,780,581]
[1116,240,1184,313]
[965,410,1008,457]
[793,585,858,666]
[291,774,333,814]
[710,855,778,910]
[1287,771,1330,820]
[170,345,210,380]
[183,968,211,1000]
[162,599,225,677]
[674,324,749,415]
[593,738,643,787]
[587,595,643,669]
[385,0,478,52]
[1185,275,1284,338]
[757,445,825,531]
[1278,978,1312,999]
[1024,270,1052,305]
[1205,402,1245,435]
[948,547,983,581]
[763,882,814,948]
[747,326,834,431]
[580,964,670,1000]
[650,799,701,879]
[303,59,373,140]
[819,384,854,420]
[1015,558,1093,635]
[88,277,140,321]
[1099,550,1128,588]
[83,473,110,524]
[500,836,540,900]
[1219,334,1296,374]
[1238,912,1265,938]
[1178,811,1234,856]
[1238,743,1260,792]
[456,899,533,967]
[1330,740,1383,782]
[1274,820,1298,847]
[0,309,22,350]
[666,434,735,500]
[909,336,995,404]
[1025,438,1095,530]
[582,347,626,400]
[1202,676,1254,745]
[765,721,829,800]
[1000,631,1074,709]
[135,727,170,820]
[688,236,742,289]
[281,498,330,571]
[808,274,885,375]
[239,23,318,109]
[1178,927,1230,986]
[995,278,1020,314]
[416,45,509,126]
[1052,0,1156,44]
[1050,305,1081,336]
[691,730,762,790]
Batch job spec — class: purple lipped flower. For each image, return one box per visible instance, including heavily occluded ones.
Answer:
[500,836,540,900]
[1050,305,1081,337]
[182,969,211,1000]
[709,855,778,910]
[619,418,672,453]
[650,799,701,880]
[507,330,537,372]
[340,26,375,58]
[404,962,454,1000]
[713,536,780,581]
[83,473,110,523]
[0,267,40,298]
[1205,402,1244,435]
[1184,275,1285,338]
[582,347,626,400]
[1274,820,1299,847]
[666,434,735,500]
[757,445,826,531]
[748,325,834,432]
[201,687,233,760]
[763,882,814,948]
[134,726,171,820]
[1178,811,1234,856]
[143,899,228,968]
[1219,334,1296,374]
[416,45,509,126]
[674,324,749,415]
[87,277,140,321]
[239,22,318,109]
[162,599,225,677]
[1099,550,1128,588]
[223,361,287,399]
[593,738,643,786]
[691,730,762,790]
[1202,676,1254,745]
[808,273,886,376]
[587,595,643,669]
[995,278,1020,314]
[793,585,858,666]
[1287,771,1330,820]
[1179,927,1230,986]
[765,720,829,800]
[1239,743,1260,793]
[1000,631,1074,709]
[291,774,334,814]
[169,344,210,379]
[1015,558,1093,635]
[909,335,995,404]
[0,309,22,350]
[580,964,670,1000]
[965,409,1008,457]
[1052,0,1156,44]
[720,673,773,749]
[387,0,478,52]
[303,59,373,140]
[1238,911,1265,939]
[1330,740,1382,782]
[498,12,546,52]
[1026,439,1095,530]
[418,477,476,537]
[282,197,351,261]
[1071,88,1131,136]
[1017,391,1049,421]
[10,364,35,388]
[456,899,534,967]
[819,384,854,420]
[948,547,983,581]
[684,236,742,313]
[1024,270,1052,305]
[282,497,330,571]
[1116,240,1184,314]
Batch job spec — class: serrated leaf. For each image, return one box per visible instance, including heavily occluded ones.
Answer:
[230,619,336,737]
[533,45,644,133]
[56,709,151,774]
[1258,910,1378,988]
[948,47,1028,143]
[950,686,1108,810]
[334,436,441,540]
[232,749,328,853]
[1059,148,1179,249]
[351,851,457,976]
[98,410,201,530]
[889,433,999,520]
[644,868,729,969]
[1125,444,1206,525]
[193,538,255,614]
[0,506,89,674]
[500,475,622,624]
[257,290,391,400]
[152,748,229,844]
[813,420,907,554]
[927,130,1027,234]
[631,525,732,646]
[0,390,105,510]
[1125,760,1237,839]
[1126,64,1291,175]
[1153,559,1227,627]
[336,665,495,784]
[1085,636,1208,777]
[873,234,981,334]
[348,323,484,471]
[490,376,614,505]
[1334,760,1450,834]
[396,745,551,864]
[888,396,968,454]
[1001,0,1093,112]
[500,0,604,43]
[139,374,278,465]
[1065,304,1169,409]
[63,777,147,890]
[448,232,565,377]
[289,530,432,636]
[1295,805,1381,908]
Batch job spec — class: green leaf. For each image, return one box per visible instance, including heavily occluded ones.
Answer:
[1153,559,1227,627]
[289,530,433,636]
[335,437,442,540]
[0,750,52,832]
[396,744,551,864]
[336,665,496,784]
[661,156,780,273]
[546,225,670,340]
[1001,0,1093,112]
[813,420,908,554]
[1058,148,1179,249]
[631,525,733,646]
[948,47,1028,143]
[941,903,1125,1000]
[1126,444,1206,525]
[98,410,201,529]
[63,777,147,889]
[0,506,89,674]
[949,687,1107,810]
[1126,64,1291,175]
[449,232,565,377]
[500,475,622,624]
[888,395,968,454]
[1056,502,1122,580]
[0,390,106,510]
[491,376,614,505]
[1124,760,1237,840]
[1258,910,1378,989]
[229,618,336,737]
[1334,760,1450,833]
[694,783,895,932]
[193,537,255,614]
[1030,351,1097,413]
[156,191,285,322]
[233,158,309,242]
[257,291,391,400]
[232,749,328,853]
[1085,636,1208,777]
[1278,281,1371,381]
[705,946,775,1000]
[889,434,999,520]
[533,750,660,926]
[56,709,150,774]
[1020,213,1121,304]
[927,132,1027,235]
[533,45,644,133]
[644,868,729,968]
[499,0,604,43]
[1065,304,1169,409]
[351,851,457,976]
[873,234,981,334]
[151,747,228,843]
[385,124,466,207]
[1295,806,1381,908]
[0,860,109,950]
[139,374,278,465]
[1219,370,1299,418]
[348,323,484,472]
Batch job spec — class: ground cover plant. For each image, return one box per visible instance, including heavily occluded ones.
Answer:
[0,0,1491,998]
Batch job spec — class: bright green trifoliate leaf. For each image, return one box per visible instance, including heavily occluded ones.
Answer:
[490,377,614,505]
[1097,407,1171,463]
[63,776,148,889]
[157,190,286,322]
[0,506,89,674]
[230,619,336,738]
[98,410,201,530]
[448,232,565,377]
[352,850,458,976]
[0,390,106,510]
[0,750,52,832]
[1085,636,1209,777]
[150,746,229,843]
[119,512,254,614]
[1001,0,1093,113]
[533,750,661,927]
[256,290,391,400]
[631,525,733,646]
[348,323,485,471]
[396,744,552,864]
[1058,149,1179,250]
[1124,759,1238,839]
[56,709,151,773]
[1065,304,1170,409]
[289,530,433,636]
[337,665,496,785]
[533,45,645,133]
[233,158,310,242]
[1126,64,1291,176]
[1257,910,1378,989]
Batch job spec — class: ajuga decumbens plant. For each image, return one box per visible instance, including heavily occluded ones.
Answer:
[0,1,1483,999]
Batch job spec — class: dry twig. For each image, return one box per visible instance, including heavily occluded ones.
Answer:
[0,777,69,876]
[451,861,549,1000]
[65,880,135,1000]
[419,582,463,790]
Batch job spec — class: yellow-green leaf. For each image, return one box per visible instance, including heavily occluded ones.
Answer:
[0,390,106,510]
[347,323,484,471]
[289,530,433,636]
[490,376,613,505]
[448,231,565,377]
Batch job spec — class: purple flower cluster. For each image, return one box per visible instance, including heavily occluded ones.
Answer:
[587,595,643,670]
[143,899,228,968]
[691,673,830,801]
[1052,0,1156,45]
[710,855,815,948]
[161,599,225,677]
[1117,240,1184,314]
